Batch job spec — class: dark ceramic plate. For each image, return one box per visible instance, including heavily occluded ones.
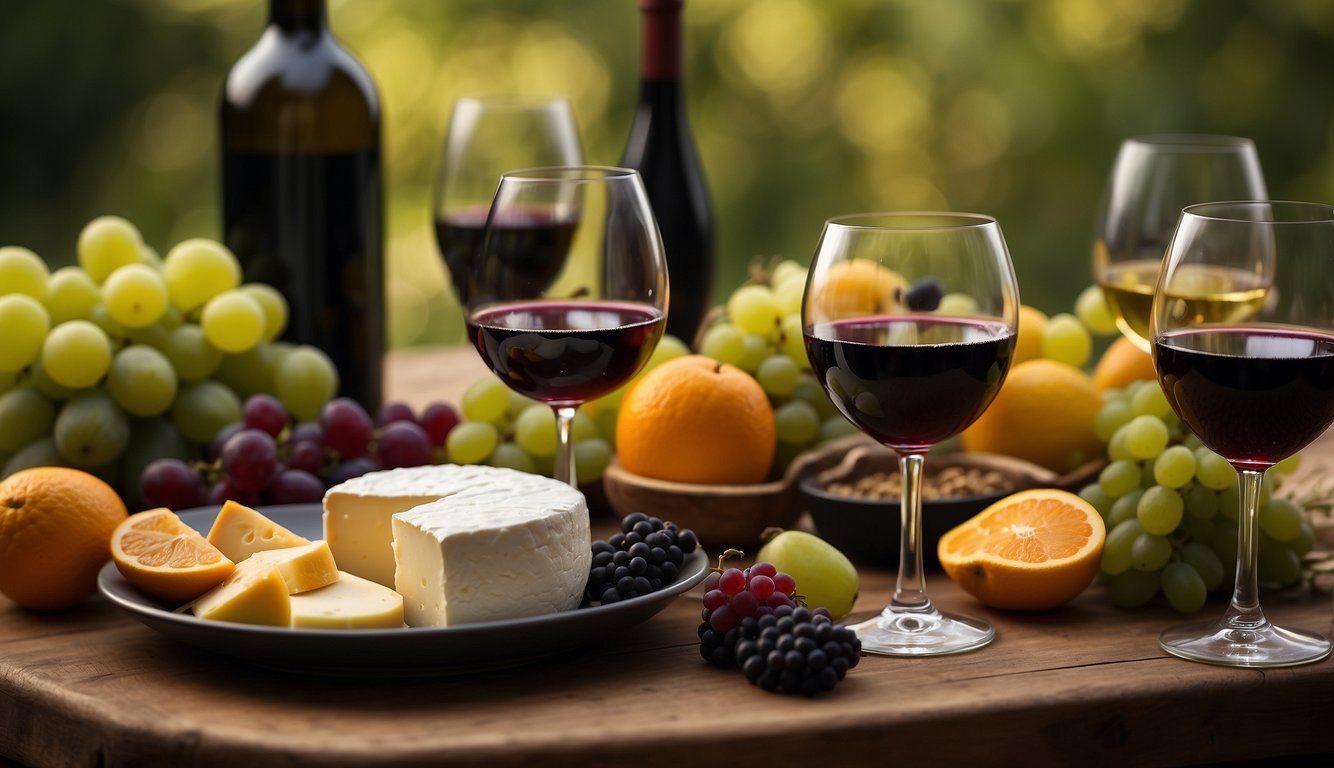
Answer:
[97,504,708,676]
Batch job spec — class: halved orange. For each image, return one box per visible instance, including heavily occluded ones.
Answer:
[111,508,235,604]
[937,489,1106,611]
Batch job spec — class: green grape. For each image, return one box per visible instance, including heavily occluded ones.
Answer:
[1161,562,1208,613]
[1184,484,1220,519]
[77,216,143,283]
[1211,523,1239,569]
[774,400,820,445]
[774,277,804,316]
[1291,524,1316,557]
[699,323,745,365]
[163,238,241,312]
[273,345,338,422]
[446,421,499,465]
[1182,514,1214,544]
[0,246,50,300]
[1041,313,1092,367]
[101,263,168,329]
[727,285,782,335]
[1099,459,1141,497]
[1107,567,1160,608]
[500,390,534,419]
[1078,483,1115,519]
[171,380,242,444]
[54,392,130,467]
[937,292,979,316]
[214,343,282,398]
[1124,415,1169,459]
[781,314,809,370]
[1181,541,1226,592]
[1153,445,1196,488]
[44,266,101,325]
[1218,483,1240,522]
[1093,400,1133,443]
[1260,471,1274,506]
[238,283,289,342]
[0,294,50,373]
[1106,426,1135,462]
[138,244,163,269]
[162,324,223,382]
[514,406,557,457]
[462,376,511,424]
[0,387,56,453]
[88,303,125,339]
[201,290,266,354]
[1074,284,1118,335]
[1193,448,1236,490]
[571,411,599,442]
[118,417,192,508]
[1130,532,1172,571]
[574,437,614,485]
[1137,486,1184,535]
[1258,541,1302,587]
[158,306,183,331]
[1109,488,1146,526]
[593,407,617,446]
[756,355,801,397]
[790,374,834,417]
[1258,498,1303,542]
[125,322,170,350]
[4,437,67,476]
[737,334,770,372]
[1273,453,1302,475]
[488,442,536,474]
[771,259,807,289]
[1129,382,1172,420]
[42,320,112,389]
[1181,432,1203,450]
[817,416,858,444]
[107,345,178,417]
[645,334,690,372]
[1140,458,1157,489]
[27,357,75,400]
[1101,519,1142,575]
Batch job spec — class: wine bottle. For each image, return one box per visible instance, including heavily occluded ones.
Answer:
[621,0,715,344]
[220,0,384,410]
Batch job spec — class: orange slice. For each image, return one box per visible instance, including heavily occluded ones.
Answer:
[937,489,1106,611]
[111,509,236,604]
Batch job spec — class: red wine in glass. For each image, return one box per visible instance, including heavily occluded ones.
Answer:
[1155,326,1334,471]
[434,205,579,304]
[468,301,666,407]
[804,316,1016,453]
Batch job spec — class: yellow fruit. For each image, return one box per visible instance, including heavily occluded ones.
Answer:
[616,355,775,485]
[961,359,1103,473]
[938,488,1105,610]
[1093,335,1158,391]
[0,467,128,610]
[756,530,859,619]
[809,259,905,320]
[1014,305,1048,364]
[111,508,235,604]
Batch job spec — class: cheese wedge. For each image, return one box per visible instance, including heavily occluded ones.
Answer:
[249,540,340,594]
[289,572,405,629]
[192,564,291,626]
[207,500,309,562]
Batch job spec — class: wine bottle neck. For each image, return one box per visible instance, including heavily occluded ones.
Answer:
[639,0,684,81]
[269,0,328,33]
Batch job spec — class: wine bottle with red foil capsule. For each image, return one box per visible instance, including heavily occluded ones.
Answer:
[620,0,715,344]
[220,0,384,410]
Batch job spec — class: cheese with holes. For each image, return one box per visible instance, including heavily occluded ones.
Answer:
[207,500,309,561]
[289,572,405,629]
[391,470,589,627]
[323,464,522,586]
[192,564,291,626]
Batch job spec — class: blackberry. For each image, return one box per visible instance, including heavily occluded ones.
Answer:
[582,512,699,605]
[734,607,861,696]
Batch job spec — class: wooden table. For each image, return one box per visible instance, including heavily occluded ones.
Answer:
[1,347,1331,767]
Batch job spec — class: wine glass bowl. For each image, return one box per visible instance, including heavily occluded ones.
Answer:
[1152,200,1334,667]
[803,212,1020,656]
[1093,135,1267,352]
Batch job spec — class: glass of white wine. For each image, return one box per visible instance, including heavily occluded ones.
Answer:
[1092,135,1268,352]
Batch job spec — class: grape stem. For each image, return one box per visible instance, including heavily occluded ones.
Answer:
[713,549,746,573]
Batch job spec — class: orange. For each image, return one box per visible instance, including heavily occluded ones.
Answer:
[0,467,128,610]
[616,355,775,485]
[1013,305,1048,364]
[961,358,1103,473]
[111,508,235,604]
[1093,336,1157,390]
[808,259,905,320]
[938,489,1106,610]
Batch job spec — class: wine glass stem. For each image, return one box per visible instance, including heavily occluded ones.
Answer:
[553,406,578,488]
[1223,468,1268,630]
[892,452,931,612]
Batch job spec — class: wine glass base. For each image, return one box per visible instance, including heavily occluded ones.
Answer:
[850,607,994,657]
[1159,619,1331,668]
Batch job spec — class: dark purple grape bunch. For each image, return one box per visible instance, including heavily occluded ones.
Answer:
[583,512,700,606]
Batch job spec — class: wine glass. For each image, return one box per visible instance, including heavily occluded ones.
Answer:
[433,98,583,305]
[803,213,1019,655]
[467,167,668,487]
[1094,135,1267,352]
[1152,200,1334,667]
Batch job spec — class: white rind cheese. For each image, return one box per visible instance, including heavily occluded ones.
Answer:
[391,470,589,627]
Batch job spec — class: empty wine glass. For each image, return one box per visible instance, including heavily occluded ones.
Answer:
[1152,200,1334,667]
[1093,135,1267,352]
[433,98,583,305]
[466,167,668,487]
[803,213,1019,656]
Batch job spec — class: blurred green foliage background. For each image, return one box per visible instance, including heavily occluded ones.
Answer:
[1,0,1331,349]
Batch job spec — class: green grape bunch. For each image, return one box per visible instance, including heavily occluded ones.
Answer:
[1081,379,1315,613]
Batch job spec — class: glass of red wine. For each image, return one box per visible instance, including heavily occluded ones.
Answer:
[803,213,1019,656]
[433,98,583,305]
[467,166,668,487]
[1152,200,1334,667]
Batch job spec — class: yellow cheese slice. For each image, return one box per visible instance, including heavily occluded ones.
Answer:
[207,500,309,562]
[289,571,405,629]
[192,564,291,626]
[248,540,339,595]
